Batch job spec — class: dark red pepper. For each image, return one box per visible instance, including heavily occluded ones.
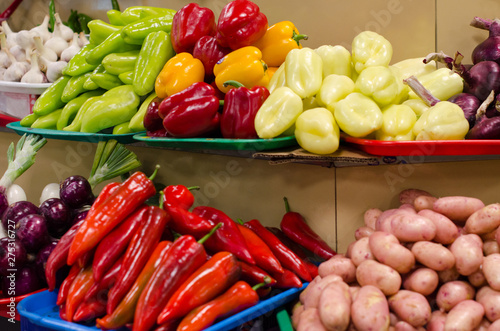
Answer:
[73,295,107,322]
[170,3,216,54]
[243,219,312,282]
[143,96,164,132]
[238,261,276,287]
[165,205,214,237]
[280,197,336,260]
[56,264,81,306]
[220,80,270,139]
[193,35,231,80]
[270,268,303,289]
[162,184,198,210]
[107,204,170,315]
[192,206,255,265]
[158,82,221,138]
[85,255,124,303]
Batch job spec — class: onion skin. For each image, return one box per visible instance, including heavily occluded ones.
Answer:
[472,19,500,65]
[462,61,500,101]
[448,93,481,128]
[467,116,500,139]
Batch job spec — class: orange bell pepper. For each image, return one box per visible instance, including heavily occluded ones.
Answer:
[154,52,205,99]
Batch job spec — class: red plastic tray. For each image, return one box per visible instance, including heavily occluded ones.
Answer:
[0,288,46,321]
[0,113,21,127]
[341,135,500,156]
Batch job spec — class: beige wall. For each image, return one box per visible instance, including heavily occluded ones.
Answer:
[1,0,500,254]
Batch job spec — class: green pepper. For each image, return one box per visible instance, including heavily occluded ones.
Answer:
[20,113,39,127]
[63,44,99,77]
[86,29,140,65]
[33,75,71,116]
[120,6,176,25]
[90,68,123,90]
[118,71,134,85]
[133,30,174,96]
[31,109,63,130]
[102,50,140,75]
[121,13,176,45]
[61,72,92,102]
[107,9,126,26]
[80,85,141,133]
[57,90,105,130]
[63,96,100,132]
[78,13,93,34]
[113,121,132,134]
[82,65,104,90]
[129,92,157,132]
[87,20,122,45]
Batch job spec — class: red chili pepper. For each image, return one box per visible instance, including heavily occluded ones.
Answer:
[236,223,283,275]
[96,241,172,330]
[157,251,241,325]
[176,280,262,331]
[133,224,221,331]
[76,248,94,269]
[244,219,312,282]
[238,261,277,287]
[170,3,216,54]
[0,0,24,22]
[65,265,94,322]
[73,295,107,323]
[56,264,81,306]
[165,204,213,237]
[45,219,85,292]
[280,197,336,260]
[154,321,179,331]
[220,80,270,139]
[193,35,231,80]
[192,206,255,265]
[162,184,199,210]
[107,204,170,315]
[85,255,124,303]
[270,268,303,289]
[158,82,221,138]
[59,303,67,321]
[216,0,268,50]
[92,205,147,282]
[67,170,157,266]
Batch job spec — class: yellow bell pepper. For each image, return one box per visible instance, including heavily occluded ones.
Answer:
[295,107,340,155]
[354,65,401,107]
[412,101,469,140]
[407,68,463,102]
[285,47,323,99]
[402,99,429,117]
[375,104,417,141]
[352,31,393,74]
[334,92,383,138]
[214,46,270,94]
[316,74,355,114]
[391,57,437,81]
[252,21,308,67]
[155,52,205,99]
[315,45,352,78]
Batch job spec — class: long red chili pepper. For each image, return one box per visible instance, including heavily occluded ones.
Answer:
[85,255,124,302]
[280,197,336,260]
[162,184,199,210]
[133,224,221,331]
[73,296,107,323]
[59,303,67,321]
[68,169,158,265]
[45,219,85,292]
[92,204,147,282]
[107,203,170,314]
[238,261,277,287]
[176,280,264,331]
[56,264,81,306]
[270,268,303,289]
[192,206,255,265]
[96,241,172,330]
[164,204,213,237]
[244,219,312,282]
[65,265,94,322]
[236,222,283,275]
[157,251,241,325]
[0,0,24,22]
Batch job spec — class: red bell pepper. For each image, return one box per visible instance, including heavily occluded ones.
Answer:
[157,251,241,325]
[56,264,81,306]
[133,224,221,331]
[96,241,172,330]
[238,261,276,287]
[67,170,157,266]
[176,280,263,331]
[193,35,231,80]
[216,0,268,50]
[280,197,336,260]
[45,219,85,291]
[170,3,216,54]
[65,265,94,322]
[158,82,221,138]
[236,223,283,274]
[243,219,312,282]
[107,204,170,315]
[220,80,270,139]
[192,206,255,265]
[143,96,164,133]
[165,204,214,237]
[162,184,198,210]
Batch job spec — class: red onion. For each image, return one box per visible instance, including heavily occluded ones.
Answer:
[470,17,500,65]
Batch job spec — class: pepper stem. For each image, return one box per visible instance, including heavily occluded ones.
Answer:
[252,276,273,291]
[292,30,308,46]
[283,197,291,213]
[159,191,164,209]
[198,222,222,245]
[223,80,245,88]
[219,100,225,107]
[148,164,160,181]
[403,76,441,107]
[187,186,200,192]
[236,218,244,225]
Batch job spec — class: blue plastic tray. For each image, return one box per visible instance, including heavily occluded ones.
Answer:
[18,285,306,331]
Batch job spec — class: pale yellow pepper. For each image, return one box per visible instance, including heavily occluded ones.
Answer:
[295,107,340,155]
[391,57,437,80]
[284,47,323,99]
[412,101,469,140]
[375,104,417,141]
[354,66,400,107]
[407,68,463,102]
[351,31,393,74]
[314,45,352,78]
[316,74,355,114]
[334,92,383,138]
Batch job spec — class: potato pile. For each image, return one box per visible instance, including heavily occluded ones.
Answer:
[292,189,500,331]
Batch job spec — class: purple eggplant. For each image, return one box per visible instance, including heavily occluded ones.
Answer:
[39,198,71,238]
[35,240,58,285]
[447,93,481,128]
[1,265,41,296]
[471,17,500,65]
[15,214,50,253]
[0,238,27,276]
[59,175,94,209]
[1,200,40,231]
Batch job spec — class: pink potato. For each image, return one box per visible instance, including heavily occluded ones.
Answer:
[449,234,483,276]
[387,213,436,242]
[411,241,455,271]
[398,188,434,205]
[402,267,439,296]
[432,196,485,223]
[483,254,500,291]
[318,281,351,331]
[435,280,476,312]
[482,229,498,242]
[417,209,459,244]
[349,285,361,301]
[351,285,391,331]
[477,319,492,331]
[437,266,460,283]
[356,260,401,296]
[301,274,343,309]
[465,203,500,235]
[413,195,438,212]
[469,269,488,288]
[427,310,447,331]
[488,319,500,330]
[376,208,405,232]
[368,231,415,274]
[318,255,357,283]
[364,208,383,229]
[444,300,485,331]
[349,237,375,267]
[484,240,500,256]
[476,286,500,322]
[296,307,328,331]
[291,302,305,330]
[388,290,431,328]
[355,226,375,240]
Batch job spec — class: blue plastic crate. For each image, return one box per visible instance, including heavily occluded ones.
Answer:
[18,285,306,331]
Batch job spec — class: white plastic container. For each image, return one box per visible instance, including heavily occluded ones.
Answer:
[0,81,51,119]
